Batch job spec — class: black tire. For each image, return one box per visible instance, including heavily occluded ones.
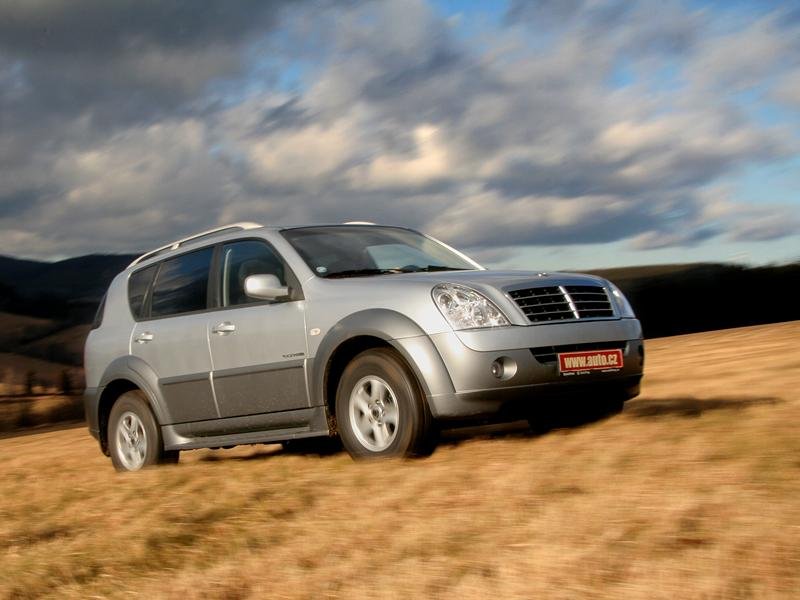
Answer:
[108,390,178,471]
[335,348,434,459]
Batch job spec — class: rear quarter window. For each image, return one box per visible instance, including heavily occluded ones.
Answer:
[91,293,107,330]
[128,264,158,320]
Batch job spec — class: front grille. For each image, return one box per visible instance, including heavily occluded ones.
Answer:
[508,284,614,323]
[530,340,628,364]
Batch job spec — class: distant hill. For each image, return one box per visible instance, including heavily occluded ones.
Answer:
[588,262,800,338]
[0,312,61,353]
[0,255,47,280]
[0,253,136,303]
[585,262,713,283]
[0,253,136,321]
[0,252,798,371]
[17,324,92,366]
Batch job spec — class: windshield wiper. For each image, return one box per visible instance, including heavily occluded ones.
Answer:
[397,265,470,273]
[325,265,470,278]
[325,268,404,278]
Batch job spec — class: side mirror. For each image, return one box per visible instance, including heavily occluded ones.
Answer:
[244,274,289,301]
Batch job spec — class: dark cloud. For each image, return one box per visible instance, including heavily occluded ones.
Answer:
[0,1,292,55]
[0,0,303,140]
[0,0,797,259]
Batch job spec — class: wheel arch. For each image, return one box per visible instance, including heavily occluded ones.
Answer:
[96,356,170,454]
[311,310,455,425]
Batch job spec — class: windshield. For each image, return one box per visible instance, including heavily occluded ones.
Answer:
[281,226,480,278]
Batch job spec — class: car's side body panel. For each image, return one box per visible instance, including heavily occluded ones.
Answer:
[207,301,310,417]
[160,405,329,451]
[131,313,218,423]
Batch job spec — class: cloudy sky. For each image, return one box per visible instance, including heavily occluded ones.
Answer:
[1,0,799,269]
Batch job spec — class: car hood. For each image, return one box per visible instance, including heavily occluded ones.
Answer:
[310,268,616,331]
[389,268,608,290]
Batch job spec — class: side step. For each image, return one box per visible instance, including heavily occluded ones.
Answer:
[161,406,330,451]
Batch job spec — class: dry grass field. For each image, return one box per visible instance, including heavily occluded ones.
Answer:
[1,322,799,599]
[0,394,84,433]
[0,353,83,397]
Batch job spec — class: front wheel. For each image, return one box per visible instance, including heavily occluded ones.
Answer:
[108,390,178,472]
[335,348,434,459]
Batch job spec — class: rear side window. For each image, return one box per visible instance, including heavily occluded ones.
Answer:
[128,265,157,320]
[150,248,213,318]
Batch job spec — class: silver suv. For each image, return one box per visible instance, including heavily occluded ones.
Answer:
[84,223,643,470]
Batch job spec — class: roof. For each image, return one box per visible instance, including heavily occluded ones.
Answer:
[127,222,263,268]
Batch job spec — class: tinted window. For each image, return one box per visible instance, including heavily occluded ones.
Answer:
[221,240,286,307]
[150,248,213,317]
[91,293,107,330]
[128,265,157,319]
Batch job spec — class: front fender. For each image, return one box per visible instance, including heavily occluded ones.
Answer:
[309,309,456,411]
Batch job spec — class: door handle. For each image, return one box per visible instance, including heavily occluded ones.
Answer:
[134,332,154,344]
[212,321,236,335]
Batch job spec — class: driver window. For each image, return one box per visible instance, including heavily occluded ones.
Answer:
[221,240,286,307]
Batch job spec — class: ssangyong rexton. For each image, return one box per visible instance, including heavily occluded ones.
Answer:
[84,223,644,470]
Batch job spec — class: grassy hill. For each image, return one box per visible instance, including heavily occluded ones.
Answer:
[1,321,797,598]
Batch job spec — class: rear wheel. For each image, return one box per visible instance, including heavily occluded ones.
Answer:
[108,390,178,471]
[335,348,434,459]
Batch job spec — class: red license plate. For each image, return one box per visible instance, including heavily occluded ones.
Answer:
[558,349,624,374]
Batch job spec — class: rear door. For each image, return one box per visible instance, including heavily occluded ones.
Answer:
[207,239,309,418]
[130,247,218,424]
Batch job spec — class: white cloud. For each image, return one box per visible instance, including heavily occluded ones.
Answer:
[347,124,453,189]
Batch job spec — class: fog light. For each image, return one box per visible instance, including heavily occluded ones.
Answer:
[491,360,503,378]
[490,356,518,380]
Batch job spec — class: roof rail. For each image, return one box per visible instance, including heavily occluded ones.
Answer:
[128,222,263,268]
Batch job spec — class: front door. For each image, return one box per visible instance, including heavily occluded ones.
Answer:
[207,239,308,418]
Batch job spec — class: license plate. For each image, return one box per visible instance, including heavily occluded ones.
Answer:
[558,349,624,375]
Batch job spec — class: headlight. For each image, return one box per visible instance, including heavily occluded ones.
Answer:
[432,284,510,330]
[608,282,635,318]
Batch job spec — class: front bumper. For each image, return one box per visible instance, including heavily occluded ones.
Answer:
[423,318,644,419]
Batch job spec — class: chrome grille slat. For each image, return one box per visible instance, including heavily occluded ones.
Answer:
[521,309,574,317]
[508,284,614,323]
[514,298,569,306]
